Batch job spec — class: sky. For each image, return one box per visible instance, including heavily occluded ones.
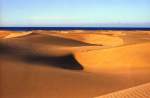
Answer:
[0,0,150,27]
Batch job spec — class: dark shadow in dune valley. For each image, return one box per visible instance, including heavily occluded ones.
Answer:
[0,42,83,70]
[22,54,83,70]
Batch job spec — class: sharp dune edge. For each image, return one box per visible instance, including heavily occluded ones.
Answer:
[3,32,32,39]
[0,30,32,39]
[0,30,150,98]
[75,42,150,72]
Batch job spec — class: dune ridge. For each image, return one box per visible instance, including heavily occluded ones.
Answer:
[75,42,150,73]
[0,30,150,98]
[0,30,32,39]
[4,31,32,39]
[1,30,150,71]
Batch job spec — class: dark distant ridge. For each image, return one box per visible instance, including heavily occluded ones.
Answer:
[0,27,150,31]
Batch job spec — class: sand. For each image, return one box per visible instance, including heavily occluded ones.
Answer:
[75,42,150,73]
[0,30,150,98]
[95,83,150,98]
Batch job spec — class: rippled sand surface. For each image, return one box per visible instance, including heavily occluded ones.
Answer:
[95,83,150,98]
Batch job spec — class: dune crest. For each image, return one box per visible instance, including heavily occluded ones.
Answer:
[43,32,124,46]
[0,30,13,38]
[0,30,150,98]
[1,30,150,72]
[3,31,32,39]
[79,34,124,46]
[75,42,150,73]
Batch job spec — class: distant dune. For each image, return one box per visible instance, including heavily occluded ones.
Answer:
[4,32,32,39]
[46,33,124,46]
[0,30,150,98]
[0,30,11,38]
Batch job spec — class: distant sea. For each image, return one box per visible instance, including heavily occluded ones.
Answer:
[0,27,150,31]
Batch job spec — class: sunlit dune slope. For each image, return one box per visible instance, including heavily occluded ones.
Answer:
[75,42,150,72]
[0,30,150,98]
[4,31,32,39]
[1,58,150,98]
[0,30,13,38]
[42,31,124,46]
[95,83,150,98]
[0,30,32,39]
[1,30,150,72]
[0,31,104,57]
[1,30,150,70]
[34,30,150,47]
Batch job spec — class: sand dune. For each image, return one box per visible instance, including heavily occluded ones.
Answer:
[35,30,150,46]
[65,34,124,46]
[0,30,150,98]
[1,56,150,98]
[0,30,13,38]
[41,31,124,46]
[4,31,32,39]
[1,30,150,71]
[95,83,150,98]
[0,32,104,56]
[0,30,32,39]
[75,42,150,73]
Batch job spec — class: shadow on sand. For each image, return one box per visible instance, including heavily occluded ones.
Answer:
[0,42,83,70]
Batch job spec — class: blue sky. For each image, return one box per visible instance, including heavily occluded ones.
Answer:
[0,0,150,27]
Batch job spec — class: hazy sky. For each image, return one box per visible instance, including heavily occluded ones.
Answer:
[0,0,150,27]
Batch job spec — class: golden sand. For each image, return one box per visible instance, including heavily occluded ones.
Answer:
[95,83,150,98]
[4,31,32,39]
[43,32,124,46]
[0,30,150,98]
[75,42,150,73]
